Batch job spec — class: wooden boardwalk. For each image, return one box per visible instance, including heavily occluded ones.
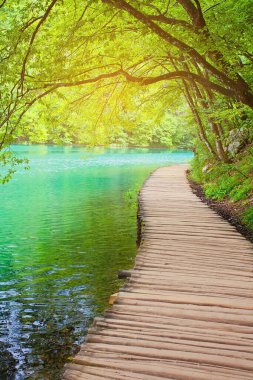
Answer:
[64,165,253,380]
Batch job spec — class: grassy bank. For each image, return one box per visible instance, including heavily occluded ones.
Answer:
[189,146,253,233]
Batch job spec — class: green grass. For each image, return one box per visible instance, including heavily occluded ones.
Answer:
[243,206,253,230]
[190,147,253,232]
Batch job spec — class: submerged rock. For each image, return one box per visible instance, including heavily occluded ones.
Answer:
[0,342,17,380]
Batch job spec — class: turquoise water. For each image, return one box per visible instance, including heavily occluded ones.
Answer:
[0,145,192,379]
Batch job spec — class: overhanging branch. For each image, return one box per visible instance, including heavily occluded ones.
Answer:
[38,68,235,99]
[146,14,193,30]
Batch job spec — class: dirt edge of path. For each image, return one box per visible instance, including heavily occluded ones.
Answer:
[187,172,253,244]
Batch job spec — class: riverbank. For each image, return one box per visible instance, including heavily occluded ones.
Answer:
[189,148,253,242]
[188,176,253,243]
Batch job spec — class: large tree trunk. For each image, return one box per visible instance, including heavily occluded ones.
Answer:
[183,61,231,162]
[169,56,219,159]
[183,81,218,158]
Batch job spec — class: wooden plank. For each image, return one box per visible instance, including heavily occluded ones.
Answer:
[63,165,253,379]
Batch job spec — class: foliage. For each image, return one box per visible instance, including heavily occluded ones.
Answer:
[0,0,253,191]
[190,146,253,230]
[243,206,253,230]
[15,99,194,148]
[124,184,141,210]
[0,149,29,184]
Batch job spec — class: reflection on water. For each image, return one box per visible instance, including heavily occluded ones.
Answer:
[0,145,192,379]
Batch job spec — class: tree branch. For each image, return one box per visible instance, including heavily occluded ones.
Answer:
[204,1,227,13]
[146,14,193,30]
[102,0,238,89]
[20,16,43,32]
[0,0,6,8]
[20,0,58,92]
[38,68,236,100]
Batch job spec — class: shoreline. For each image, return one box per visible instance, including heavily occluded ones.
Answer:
[11,142,193,152]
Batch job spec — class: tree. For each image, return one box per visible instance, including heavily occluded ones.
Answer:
[0,0,252,169]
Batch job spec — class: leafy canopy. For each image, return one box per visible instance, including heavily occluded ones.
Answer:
[0,0,253,180]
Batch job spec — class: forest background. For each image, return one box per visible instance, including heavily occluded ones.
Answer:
[0,0,253,228]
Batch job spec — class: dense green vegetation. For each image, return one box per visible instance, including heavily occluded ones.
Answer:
[191,145,253,230]
[0,0,252,227]
[15,103,194,149]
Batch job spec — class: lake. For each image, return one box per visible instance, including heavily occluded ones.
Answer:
[0,145,192,379]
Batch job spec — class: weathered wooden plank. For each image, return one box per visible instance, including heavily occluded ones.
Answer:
[77,342,253,371]
[86,335,253,360]
[69,356,253,380]
[94,317,253,343]
[87,328,253,353]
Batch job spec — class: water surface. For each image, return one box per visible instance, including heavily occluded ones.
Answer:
[0,145,192,379]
